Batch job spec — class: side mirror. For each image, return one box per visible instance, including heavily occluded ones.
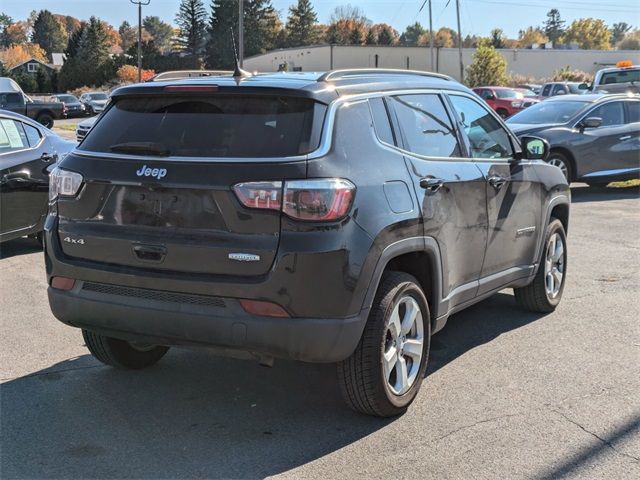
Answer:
[578,83,589,90]
[519,136,549,161]
[580,117,602,129]
[486,94,496,100]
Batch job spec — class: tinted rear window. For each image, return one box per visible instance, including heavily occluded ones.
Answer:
[79,95,326,158]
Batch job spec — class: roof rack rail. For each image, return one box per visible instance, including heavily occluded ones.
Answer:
[317,68,453,82]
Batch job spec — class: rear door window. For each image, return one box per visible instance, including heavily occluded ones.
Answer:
[542,84,552,97]
[79,95,326,158]
[389,94,461,158]
[588,101,625,127]
[627,101,640,123]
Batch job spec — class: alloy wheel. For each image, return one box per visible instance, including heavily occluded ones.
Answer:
[544,232,565,299]
[547,156,569,182]
[383,295,425,396]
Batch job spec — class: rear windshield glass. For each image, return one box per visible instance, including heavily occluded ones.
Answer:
[507,100,588,125]
[599,69,640,85]
[79,95,326,158]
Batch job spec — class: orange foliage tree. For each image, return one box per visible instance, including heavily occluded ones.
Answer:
[0,43,48,68]
[116,64,155,83]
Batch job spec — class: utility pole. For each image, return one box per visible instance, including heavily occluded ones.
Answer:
[130,0,150,83]
[428,0,434,71]
[238,0,244,67]
[455,0,464,82]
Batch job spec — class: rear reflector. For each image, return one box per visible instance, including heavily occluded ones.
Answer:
[239,299,290,318]
[51,276,76,291]
[163,85,219,93]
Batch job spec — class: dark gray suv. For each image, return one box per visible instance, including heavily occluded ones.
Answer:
[45,70,570,417]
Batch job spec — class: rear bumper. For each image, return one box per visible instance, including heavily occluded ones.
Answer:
[48,282,368,363]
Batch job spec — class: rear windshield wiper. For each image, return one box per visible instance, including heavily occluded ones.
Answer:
[110,142,170,156]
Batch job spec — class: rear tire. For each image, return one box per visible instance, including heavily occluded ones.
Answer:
[82,329,169,369]
[36,113,54,129]
[338,271,431,417]
[514,218,567,313]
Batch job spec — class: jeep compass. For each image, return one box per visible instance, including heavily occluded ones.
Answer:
[45,70,570,417]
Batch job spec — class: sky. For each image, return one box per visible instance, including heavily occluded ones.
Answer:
[2,0,640,39]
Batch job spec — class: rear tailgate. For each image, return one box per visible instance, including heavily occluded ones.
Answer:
[55,91,326,277]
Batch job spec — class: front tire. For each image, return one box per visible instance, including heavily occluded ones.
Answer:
[547,151,572,183]
[514,218,567,312]
[338,272,431,417]
[82,329,169,369]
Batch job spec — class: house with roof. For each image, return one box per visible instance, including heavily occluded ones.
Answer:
[8,54,65,77]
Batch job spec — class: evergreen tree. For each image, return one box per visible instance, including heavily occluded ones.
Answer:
[365,28,376,45]
[400,22,426,46]
[0,13,14,48]
[349,23,364,45]
[490,28,505,48]
[243,0,280,57]
[31,10,67,58]
[544,9,565,47]
[285,0,318,47]
[143,16,174,54]
[118,21,137,53]
[175,0,207,57]
[206,0,238,69]
[465,39,508,87]
[376,25,396,45]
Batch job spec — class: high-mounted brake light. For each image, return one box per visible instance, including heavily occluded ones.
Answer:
[163,85,219,93]
[233,178,355,222]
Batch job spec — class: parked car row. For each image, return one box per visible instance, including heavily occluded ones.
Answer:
[49,91,110,118]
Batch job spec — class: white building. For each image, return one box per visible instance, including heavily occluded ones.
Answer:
[243,45,640,81]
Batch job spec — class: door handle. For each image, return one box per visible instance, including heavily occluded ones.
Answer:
[40,152,54,162]
[619,135,632,141]
[419,177,445,193]
[488,174,507,189]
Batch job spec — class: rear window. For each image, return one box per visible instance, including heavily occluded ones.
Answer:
[599,68,640,85]
[79,95,326,158]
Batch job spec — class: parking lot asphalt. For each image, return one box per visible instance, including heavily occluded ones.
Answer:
[52,116,92,142]
[1,185,638,479]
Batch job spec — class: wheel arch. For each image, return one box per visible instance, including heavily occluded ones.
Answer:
[361,237,443,329]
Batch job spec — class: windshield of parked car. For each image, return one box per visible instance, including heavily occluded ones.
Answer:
[495,89,522,99]
[507,100,588,124]
[88,93,108,101]
[599,68,640,85]
[519,89,537,97]
[78,94,326,158]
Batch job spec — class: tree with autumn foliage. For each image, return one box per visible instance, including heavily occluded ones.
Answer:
[564,18,612,50]
[517,27,548,48]
[0,43,47,69]
[31,10,67,58]
[117,64,155,83]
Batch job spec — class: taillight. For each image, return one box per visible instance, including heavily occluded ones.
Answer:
[283,179,355,221]
[233,181,282,211]
[49,167,84,201]
[233,178,355,221]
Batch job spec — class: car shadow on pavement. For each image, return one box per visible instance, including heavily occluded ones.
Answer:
[1,293,544,479]
[0,238,42,259]
[428,291,544,375]
[570,184,640,203]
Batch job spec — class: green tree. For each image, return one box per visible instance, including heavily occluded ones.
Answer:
[611,22,632,46]
[365,28,376,45]
[175,0,207,57]
[544,9,565,47]
[206,0,238,69]
[285,0,318,47]
[244,0,280,57]
[490,28,505,48]
[10,71,37,93]
[564,18,611,50]
[400,22,426,46]
[349,23,364,45]
[35,67,52,93]
[376,24,397,45]
[0,13,13,47]
[465,39,508,87]
[118,21,137,53]
[31,10,67,58]
[143,16,174,54]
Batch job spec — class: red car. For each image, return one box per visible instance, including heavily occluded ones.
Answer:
[473,86,539,118]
